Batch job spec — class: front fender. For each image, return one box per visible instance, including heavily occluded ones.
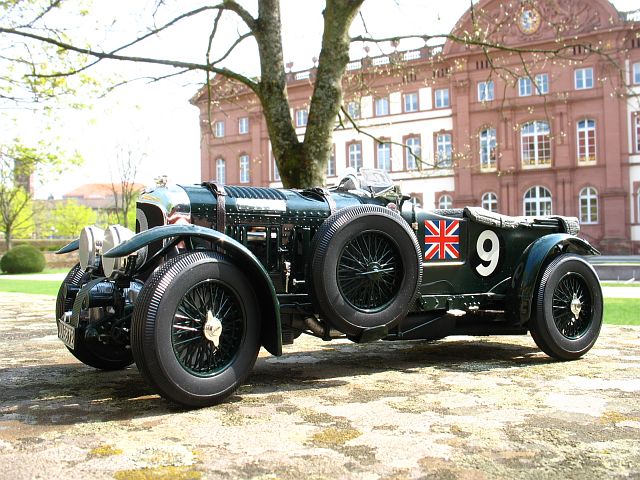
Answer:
[104,224,282,356]
[512,234,599,325]
[56,239,79,254]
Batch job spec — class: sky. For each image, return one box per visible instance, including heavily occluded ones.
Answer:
[2,0,637,199]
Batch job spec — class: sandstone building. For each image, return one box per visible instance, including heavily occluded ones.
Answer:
[191,0,640,254]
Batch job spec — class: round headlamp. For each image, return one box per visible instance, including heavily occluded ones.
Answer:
[102,225,135,277]
[79,226,104,270]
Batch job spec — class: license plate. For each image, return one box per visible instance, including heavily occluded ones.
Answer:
[57,320,76,349]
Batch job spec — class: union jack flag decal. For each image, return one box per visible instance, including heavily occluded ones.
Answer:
[424,219,460,260]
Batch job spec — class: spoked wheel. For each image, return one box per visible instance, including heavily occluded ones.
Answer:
[131,251,260,407]
[172,280,245,377]
[310,205,422,338]
[337,231,402,312]
[530,254,603,360]
[56,264,133,370]
[550,273,593,340]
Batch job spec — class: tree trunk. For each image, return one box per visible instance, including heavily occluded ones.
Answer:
[255,0,364,189]
[254,0,302,189]
[302,0,365,188]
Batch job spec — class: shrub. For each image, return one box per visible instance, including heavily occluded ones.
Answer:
[0,244,46,274]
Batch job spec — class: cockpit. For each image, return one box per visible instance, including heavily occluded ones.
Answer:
[331,168,399,199]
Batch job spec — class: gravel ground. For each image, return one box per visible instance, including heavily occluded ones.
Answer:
[0,292,639,480]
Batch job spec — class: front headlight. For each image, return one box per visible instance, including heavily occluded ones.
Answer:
[102,225,135,277]
[79,226,104,270]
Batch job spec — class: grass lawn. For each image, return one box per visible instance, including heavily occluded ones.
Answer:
[0,279,638,325]
[0,267,68,276]
[604,298,640,325]
[601,282,640,288]
[0,279,61,295]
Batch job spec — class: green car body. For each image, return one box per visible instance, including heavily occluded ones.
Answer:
[55,170,603,407]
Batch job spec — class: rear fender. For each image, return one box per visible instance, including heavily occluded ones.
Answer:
[511,234,599,325]
[104,225,282,356]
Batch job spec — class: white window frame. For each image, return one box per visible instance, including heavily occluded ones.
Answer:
[348,142,362,170]
[377,142,391,172]
[435,88,449,108]
[436,133,452,167]
[295,109,308,127]
[214,121,225,138]
[438,194,453,209]
[635,114,640,153]
[403,92,419,112]
[577,119,597,163]
[346,101,360,119]
[579,187,598,224]
[523,186,552,216]
[575,67,594,90]
[634,63,640,85]
[238,117,249,135]
[521,121,551,167]
[239,154,250,183]
[405,136,421,170]
[535,73,549,94]
[518,77,532,97]
[480,128,497,170]
[482,192,498,212]
[273,157,280,181]
[375,97,389,116]
[215,158,226,184]
[327,147,336,177]
[478,80,495,102]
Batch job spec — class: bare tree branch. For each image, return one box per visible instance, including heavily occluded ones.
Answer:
[0,27,260,93]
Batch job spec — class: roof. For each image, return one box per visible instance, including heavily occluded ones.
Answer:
[63,183,146,210]
[64,183,145,199]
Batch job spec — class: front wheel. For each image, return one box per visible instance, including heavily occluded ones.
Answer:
[131,252,261,407]
[530,254,603,360]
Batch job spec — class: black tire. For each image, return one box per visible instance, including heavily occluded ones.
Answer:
[309,205,422,337]
[56,264,134,370]
[131,251,260,407]
[530,254,603,360]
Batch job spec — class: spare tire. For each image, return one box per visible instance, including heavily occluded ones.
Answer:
[309,204,422,338]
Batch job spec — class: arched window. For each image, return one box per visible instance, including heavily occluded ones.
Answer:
[481,192,498,212]
[523,186,552,216]
[239,154,250,183]
[521,121,551,166]
[215,158,226,184]
[579,187,598,224]
[577,119,596,163]
[438,194,453,209]
[480,128,497,170]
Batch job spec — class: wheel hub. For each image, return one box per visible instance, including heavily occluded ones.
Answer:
[367,262,382,280]
[203,310,223,347]
[570,293,582,320]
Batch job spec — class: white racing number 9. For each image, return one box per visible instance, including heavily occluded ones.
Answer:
[476,230,500,276]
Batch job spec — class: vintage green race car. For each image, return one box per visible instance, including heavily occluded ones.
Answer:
[56,169,603,407]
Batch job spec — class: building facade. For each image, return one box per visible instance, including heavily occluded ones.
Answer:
[191,0,640,254]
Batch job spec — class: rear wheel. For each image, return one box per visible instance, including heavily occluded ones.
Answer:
[131,252,260,407]
[55,264,133,370]
[530,254,603,360]
[309,205,422,338]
